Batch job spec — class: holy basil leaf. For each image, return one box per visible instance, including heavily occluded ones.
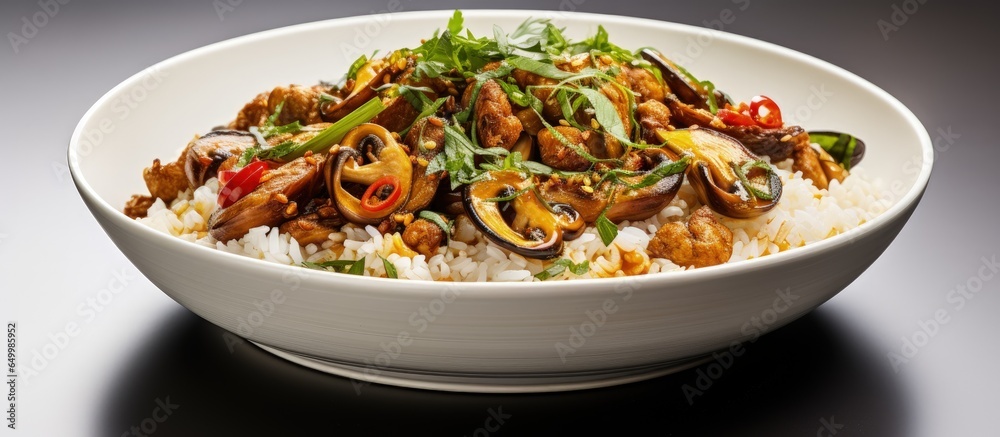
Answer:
[534,259,590,281]
[302,258,365,275]
[495,79,533,108]
[347,258,367,276]
[378,255,398,279]
[595,212,618,247]
[556,89,588,131]
[485,184,534,202]
[403,96,448,137]
[441,124,508,189]
[418,210,452,237]
[594,189,619,247]
[605,155,690,190]
[732,160,776,200]
[506,56,576,80]
[571,87,631,144]
[520,160,553,176]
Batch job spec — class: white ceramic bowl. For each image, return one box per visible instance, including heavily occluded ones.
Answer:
[69,10,932,392]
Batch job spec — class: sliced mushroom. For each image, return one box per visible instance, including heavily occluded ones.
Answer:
[325,124,412,224]
[209,155,326,242]
[551,203,585,241]
[184,130,255,187]
[538,148,685,223]
[321,59,391,121]
[401,117,447,213]
[463,171,576,259]
[510,133,534,161]
[641,49,711,110]
[656,128,782,218]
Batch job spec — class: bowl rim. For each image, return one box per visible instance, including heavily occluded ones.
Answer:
[68,9,934,299]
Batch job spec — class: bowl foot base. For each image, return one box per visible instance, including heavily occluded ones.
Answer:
[253,342,712,393]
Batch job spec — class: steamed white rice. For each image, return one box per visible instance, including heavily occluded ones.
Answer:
[138,156,887,282]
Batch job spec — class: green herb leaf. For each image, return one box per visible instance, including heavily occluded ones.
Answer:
[534,259,590,280]
[447,10,464,36]
[440,124,508,189]
[302,260,358,273]
[809,132,860,170]
[495,79,533,108]
[257,101,304,138]
[520,160,553,176]
[732,160,776,200]
[594,190,619,247]
[237,98,383,165]
[571,87,631,144]
[347,258,367,276]
[346,54,368,82]
[569,25,635,63]
[418,210,453,238]
[378,254,398,279]
[236,146,258,168]
[261,120,302,138]
[702,80,719,114]
[595,212,618,247]
[318,92,339,103]
[603,155,690,190]
[279,97,385,161]
[256,140,298,161]
[556,89,588,131]
[506,56,576,80]
[485,184,534,202]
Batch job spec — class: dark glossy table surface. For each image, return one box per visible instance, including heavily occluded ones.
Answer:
[2,0,997,435]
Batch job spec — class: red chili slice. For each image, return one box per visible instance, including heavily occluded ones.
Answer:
[360,175,402,212]
[217,161,268,208]
[750,95,783,128]
[217,169,237,185]
[718,108,756,127]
